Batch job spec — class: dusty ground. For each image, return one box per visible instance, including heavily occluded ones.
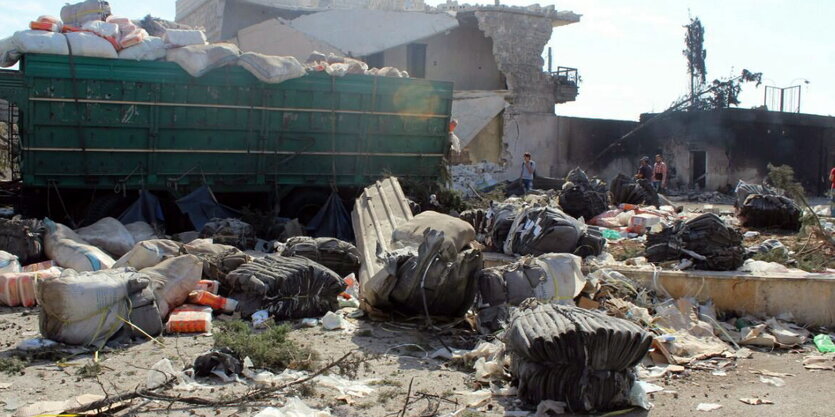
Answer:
[2,306,835,417]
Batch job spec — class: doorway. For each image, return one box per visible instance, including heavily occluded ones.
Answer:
[691,150,707,190]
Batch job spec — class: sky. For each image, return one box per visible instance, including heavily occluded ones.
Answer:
[2,1,833,121]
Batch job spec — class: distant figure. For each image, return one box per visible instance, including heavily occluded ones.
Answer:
[448,118,461,153]
[830,166,835,201]
[520,152,536,193]
[636,156,653,181]
[653,154,668,192]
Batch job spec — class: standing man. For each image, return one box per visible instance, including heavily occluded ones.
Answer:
[520,152,536,193]
[636,156,653,182]
[829,165,835,201]
[653,154,668,192]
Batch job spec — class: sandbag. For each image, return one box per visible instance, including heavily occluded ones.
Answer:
[65,32,118,59]
[124,221,158,242]
[237,52,306,84]
[503,207,584,256]
[75,217,135,257]
[37,268,147,347]
[81,20,119,39]
[61,0,111,28]
[224,255,346,319]
[475,254,585,333]
[281,236,361,278]
[392,211,475,256]
[199,218,256,250]
[44,218,115,271]
[162,29,207,48]
[738,194,801,231]
[166,43,240,77]
[117,36,165,61]
[113,239,182,270]
[141,255,203,318]
[0,218,44,265]
[0,250,21,274]
[505,303,652,411]
[367,229,483,317]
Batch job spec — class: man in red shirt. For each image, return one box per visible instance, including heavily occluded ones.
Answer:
[830,166,835,201]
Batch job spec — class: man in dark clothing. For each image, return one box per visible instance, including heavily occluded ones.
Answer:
[636,157,653,181]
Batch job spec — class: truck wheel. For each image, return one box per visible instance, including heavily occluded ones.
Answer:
[81,194,129,226]
[280,188,330,224]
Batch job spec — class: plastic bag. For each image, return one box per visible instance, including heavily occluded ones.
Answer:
[44,218,115,271]
[75,217,136,257]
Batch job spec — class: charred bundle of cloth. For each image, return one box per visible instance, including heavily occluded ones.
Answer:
[182,239,251,282]
[505,176,564,196]
[224,255,346,318]
[610,174,659,207]
[486,201,521,250]
[735,181,801,231]
[645,213,744,270]
[0,217,44,265]
[475,254,585,333]
[559,168,609,221]
[505,303,652,412]
[199,218,257,250]
[361,211,482,318]
[281,236,361,278]
[459,208,489,243]
[503,207,605,258]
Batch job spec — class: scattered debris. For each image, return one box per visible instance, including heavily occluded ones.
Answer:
[739,397,773,405]
[696,403,723,412]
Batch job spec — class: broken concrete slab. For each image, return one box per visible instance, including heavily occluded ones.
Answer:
[452,90,508,148]
[609,267,835,327]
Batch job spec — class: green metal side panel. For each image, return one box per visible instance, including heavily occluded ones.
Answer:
[8,54,453,192]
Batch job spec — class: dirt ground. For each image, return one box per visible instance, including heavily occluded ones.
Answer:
[2,305,835,417]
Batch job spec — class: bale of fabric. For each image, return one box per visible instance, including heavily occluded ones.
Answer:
[738,194,801,231]
[199,218,257,250]
[224,255,346,319]
[645,213,745,270]
[182,239,250,282]
[559,168,609,221]
[280,236,360,278]
[505,303,652,411]
[503,207,584,256]
[610,174,659,207]
[0,218,44,265]
[487,202,520,250]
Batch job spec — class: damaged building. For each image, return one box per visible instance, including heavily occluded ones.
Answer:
[175,0,581,182]
[555,108,835,195]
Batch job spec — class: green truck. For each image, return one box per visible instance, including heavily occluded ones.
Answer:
[0,54,453,225]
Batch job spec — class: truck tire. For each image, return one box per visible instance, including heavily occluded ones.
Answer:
[280,188,330,224]
[81,194,128,226]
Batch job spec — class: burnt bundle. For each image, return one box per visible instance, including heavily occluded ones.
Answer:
[645,213,745,270]
[281,236,361,278]
[224,255,346,318]
[610,174,659,207]
[558,168,609,221]
[734,181,801,231]
[505,303,652,412]
[504,207,605,258]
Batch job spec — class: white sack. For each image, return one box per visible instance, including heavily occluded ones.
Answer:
[166,43,240,78]
[117,36,165,61]
[113,239,182,270]
[141,255,203,318]
[124,221,159,242]
[12,30,69,56]
[81,20,120,39]
[65,32,117,59]
[44,218,115,271]
[238,52,306,84]
[0,36,21,67]
[163,29,207,48]
[76,217,135,257]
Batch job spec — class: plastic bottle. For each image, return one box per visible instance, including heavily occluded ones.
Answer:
[187,290,238,313]
[814,334,835,353]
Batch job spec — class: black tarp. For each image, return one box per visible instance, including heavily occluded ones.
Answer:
[175,186,238,231]
[306,191,354,242]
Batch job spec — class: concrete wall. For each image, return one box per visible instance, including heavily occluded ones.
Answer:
[381,24,504,90]
[176,0,225,41]
[235,18,343,60]
[463,115,503,164]
[501,113,561,178]
[552,116,638,180]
